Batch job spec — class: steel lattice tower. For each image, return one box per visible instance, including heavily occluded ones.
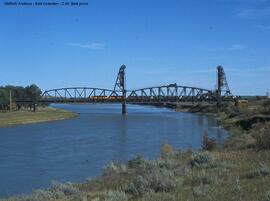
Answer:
[114,65,127,114]
[216,65,232,106]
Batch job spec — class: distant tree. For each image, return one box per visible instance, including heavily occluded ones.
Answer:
[13,86,26,101]
[12,86,26,110]
[0,84,43,111]
[0,88,9,110]
[25,84,42,101]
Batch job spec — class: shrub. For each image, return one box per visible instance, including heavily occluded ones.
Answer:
[160,143,174,157]
[0,181,79,201]
[104,190,128,201]
[103,162,127,176]
[147,169,178,192]
[231,178,241,194]
[225,106,241,118]
[125,175,153,197]
[128,155,148,169]
[263,100,270,114]
[189,152,216,168]
[127,155,158,174]
[252,123,270,150]
[261,190,270,201]
[174,165,191,177]
[187,170,216,185]
[192,185,209,197]
[125,169,178,197]
[127,155,179,175]
[245,164,270,179]
[20,189,57,201]
[51,181,80,196]
[152,157,179,171]
[202,131,217,151]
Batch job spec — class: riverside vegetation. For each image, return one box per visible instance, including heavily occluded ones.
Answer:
[0,84,77,127]
[0,84,42,111]
[1,99,270,201]
[0,107,77,128]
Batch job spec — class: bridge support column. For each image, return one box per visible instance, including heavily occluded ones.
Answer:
[114,65,127,115]
[122,102,127,115]
[121,65,127,115]
[216,66,223,108]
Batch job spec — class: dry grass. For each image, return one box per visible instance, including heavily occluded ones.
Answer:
[0,107,77,127]
[2,149,270,201]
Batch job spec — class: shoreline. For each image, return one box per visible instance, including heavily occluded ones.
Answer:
[1,101,270,201]
[0,107,78,128]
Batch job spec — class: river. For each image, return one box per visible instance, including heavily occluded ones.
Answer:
[0,104,228,197]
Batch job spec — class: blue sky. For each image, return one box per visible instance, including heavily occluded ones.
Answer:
[0,0,270,95]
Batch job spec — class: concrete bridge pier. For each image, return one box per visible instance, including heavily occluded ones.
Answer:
[121,65,127,115]
[122,102,127,115]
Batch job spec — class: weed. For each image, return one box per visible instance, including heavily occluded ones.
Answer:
[125,169,178,197]
[160,143,173,157]
[189,152,216,168]
[261,190,270,201]
[103,162,127,176]
[186,170,217,185]
[127,155,148,169]
[252,123,270,150]
[51,181,80,196]
[0,181,79,201]
[104,190,128,201]
[202,130,217,151]
[245,164,270,179]
[231,178,241,194]
[192,185,209,197]
[125,175,153,197]
[152,157,178,170]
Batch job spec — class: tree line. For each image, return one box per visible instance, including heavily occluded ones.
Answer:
[0,84,42,110]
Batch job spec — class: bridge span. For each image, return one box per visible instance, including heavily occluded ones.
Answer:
[18,65,234,114]
[41,84,215,103]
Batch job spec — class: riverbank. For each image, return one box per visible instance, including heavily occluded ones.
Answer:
[0,107,77,128]
[2,147,270,201]
[1,100,270,201]
[176,100,270,150]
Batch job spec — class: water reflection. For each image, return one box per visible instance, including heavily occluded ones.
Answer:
[0,104,228,197]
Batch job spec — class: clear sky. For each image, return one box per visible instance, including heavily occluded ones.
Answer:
[0,0,269,95]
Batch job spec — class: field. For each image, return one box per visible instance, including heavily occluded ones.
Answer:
[0,107,77,128]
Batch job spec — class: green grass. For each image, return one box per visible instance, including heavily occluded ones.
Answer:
[0,107,77,127]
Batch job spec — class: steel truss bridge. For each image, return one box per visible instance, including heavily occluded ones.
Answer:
[18,65,234,114]
[41,85,216,103]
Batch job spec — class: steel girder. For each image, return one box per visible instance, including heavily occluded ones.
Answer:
[41,87,122,103]
[38,85,216,103]
[126,84,216,103]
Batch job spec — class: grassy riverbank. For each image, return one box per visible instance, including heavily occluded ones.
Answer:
[2,148,270,201]
[1,100,270,201]
[178,100,270,150]
[0,107,77,128]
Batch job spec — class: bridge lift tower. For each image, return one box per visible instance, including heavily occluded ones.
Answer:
[216,65,232,107]
[114,65,127,115]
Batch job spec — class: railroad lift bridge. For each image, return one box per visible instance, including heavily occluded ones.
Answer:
[37,65,233,114]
